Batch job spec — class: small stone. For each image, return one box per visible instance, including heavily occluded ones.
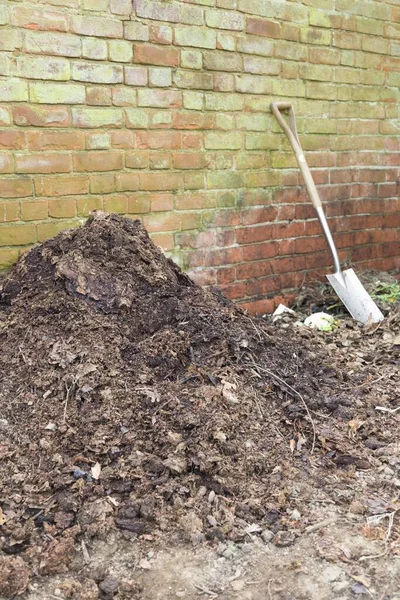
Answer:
[261,529,274,543]
[176,592,186,598]
[290,509,301,521]
[332,580,349,593]
[99,575,119,595]
[230,579,245,592]
[207,515,218,527]
[348,500,364,515]
[322,565,343,582]
[273,530,296,547]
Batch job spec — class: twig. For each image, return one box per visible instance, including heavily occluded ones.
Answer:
[304,518,335,533]
[375,405,400,414]
[267,579,274,600]
[247,361,316,454]
[194,584,218,598]
[63,380,73,424]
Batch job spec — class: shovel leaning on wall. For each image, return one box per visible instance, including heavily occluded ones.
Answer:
[271,101,384,325]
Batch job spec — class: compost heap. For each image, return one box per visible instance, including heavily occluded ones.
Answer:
[0,212,386,593]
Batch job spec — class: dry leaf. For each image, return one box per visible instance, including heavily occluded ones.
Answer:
[0,506,5,525]
[91,462,101,480]
[290,439,296,453]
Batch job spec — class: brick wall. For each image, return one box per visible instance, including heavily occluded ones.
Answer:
[0,0,399,314]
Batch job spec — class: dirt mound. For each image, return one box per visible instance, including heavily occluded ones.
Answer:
[0,213,382,596]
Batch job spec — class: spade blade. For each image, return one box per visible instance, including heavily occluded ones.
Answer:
[326,268,384,325]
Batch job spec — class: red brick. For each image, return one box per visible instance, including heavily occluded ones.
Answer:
[134,45,179,67]
[151,194,174,212]
[150,232,174,251]
[246,18,280,38]
[27,131,84,151]
[48,197,76,218]
[172,112,214,130]
[172,153,208,170]
[111,131,135,149]
[139,172,183,191]
[13,105,69,127]
[126,151,149,169]
[137,131,181,150]
[115,172,140,191]
[149,152,171,169]
[236,224,273,244]
[0,178,33,198]
[189,269,217,287]
[90,174,115,193]
[239,298,275,316]
[35,175,89,197]
[15,152,71,174]
[0,130,25,150]
[143,212,181,232]
[86,87,112,106]
[242,241,278,261]
[0,154,13,174]
[73,151,123,172]
[217,266,236,285]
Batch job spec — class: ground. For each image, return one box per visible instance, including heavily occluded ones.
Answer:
[0,213,399,599]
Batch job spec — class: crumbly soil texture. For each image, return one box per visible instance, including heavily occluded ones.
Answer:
[0,213,399,599]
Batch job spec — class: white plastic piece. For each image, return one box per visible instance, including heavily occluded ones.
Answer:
[304,312,337,332]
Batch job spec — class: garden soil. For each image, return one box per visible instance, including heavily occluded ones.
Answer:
[0,212,399,599]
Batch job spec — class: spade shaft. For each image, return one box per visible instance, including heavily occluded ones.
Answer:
[271,101,384,324]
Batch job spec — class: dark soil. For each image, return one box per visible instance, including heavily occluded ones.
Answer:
[0,213,399,598]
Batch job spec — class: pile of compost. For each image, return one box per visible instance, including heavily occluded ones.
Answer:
[0,213,397,598]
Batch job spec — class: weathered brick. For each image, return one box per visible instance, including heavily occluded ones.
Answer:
[236,74,272,94]
[86,86,112,106]
[85,132,111,150]
[138,89,182,108]
[125,66,148,86]
[139,172,183,191]
[205,93,243,111]
[149,25,173,45]
[27,131,84,151]
[0,29,23,51]
[0,99,11,123]
[0,224,37,246]
[203,51,241,71]
[0,79,28,102]
[135,0,204,25]
[172,152,208,170]
[72,108,124,128]
[82,38,108,61]
[174,27,216,49]
[109,40,133,63]
[0,178,33,198]
[72,62,123,83]
[173,70,214,90]
[126,151,149,169]
[15,153,71,174]
[48,197,76,218]
[73,151,123,172]
[243,56,280,75]
[112,87,136,106]
[125,109,150,129]
[362,36,389,55]
[110,0,132,16]
[306,81,337,99]
[17,56,70,81]
[124,22,149,41]
[181,50,203,70]
[10,6,68,31]
[217,32,236,51]
[77,196,103,217]
[246,17,280,37]
[0,200,19,222]
[149,67,172,87]
[29,82,85,104]
[237,35,274,56]
[205,10,244,30]
[134,44,180,66]
[0,154,14,174]
[83,0,109,10]
[0,130,25,150]
[13,105,69,128]
[90,173,115,193]
[137,131,181,149]
[104,195,128,214]
[24,31,81,58]
[0,248,19,271]
[205,132,242,150]
[299,63,331,81]
[35,175,89,197]
[71,15,123,38]
[111,131,135,149]
[115,173,140,191]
